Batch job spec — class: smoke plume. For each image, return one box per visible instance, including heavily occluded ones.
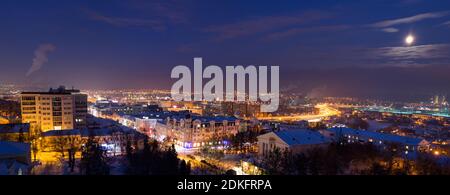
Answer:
[26,43,56,77]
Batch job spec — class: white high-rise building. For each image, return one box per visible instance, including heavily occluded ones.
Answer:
[20,86,87,133]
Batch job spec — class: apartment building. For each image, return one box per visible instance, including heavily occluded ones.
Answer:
[166,115,240,149]
[20,86,87,133]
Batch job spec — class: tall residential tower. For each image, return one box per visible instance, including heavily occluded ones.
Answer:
[20,86,87,133]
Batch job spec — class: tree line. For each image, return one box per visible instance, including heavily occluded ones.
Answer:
[260,142,450,175]
[125,138,191,175]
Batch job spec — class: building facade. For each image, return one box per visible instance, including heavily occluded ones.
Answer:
[166,115,240,149]
[257,129,330,156]
[0,124,30,142]
[321,127,430,155]
[20,87,88,133]
[40,128,146,156]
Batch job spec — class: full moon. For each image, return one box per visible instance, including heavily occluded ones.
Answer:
[405,34,415,45]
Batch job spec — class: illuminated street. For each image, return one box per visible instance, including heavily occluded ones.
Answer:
[257,104,340,122]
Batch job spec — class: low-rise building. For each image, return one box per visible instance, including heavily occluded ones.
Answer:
[0,123,30,142]
[321,127,430,154]
[40,128,146,155]
[0,141,31,175]
[116,111,176,137]
[257,129,330,156]
[166,115,240,149]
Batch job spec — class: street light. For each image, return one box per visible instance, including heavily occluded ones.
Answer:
[434,150,440,156]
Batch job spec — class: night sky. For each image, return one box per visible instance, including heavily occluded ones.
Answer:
[1,0,450,101]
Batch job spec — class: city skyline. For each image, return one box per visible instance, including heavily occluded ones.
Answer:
[1,0,450,100]
[1,1,450,178]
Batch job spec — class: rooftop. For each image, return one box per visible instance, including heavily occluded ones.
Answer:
[21,86,81,95]
[273,129,330,146]
[327,127,426,146]
[0,141,30,158]
[41,127,139,137]
[170,115,239,123]
[0,124,30,134]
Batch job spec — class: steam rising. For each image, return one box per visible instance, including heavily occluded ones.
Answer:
[26,43,56,77]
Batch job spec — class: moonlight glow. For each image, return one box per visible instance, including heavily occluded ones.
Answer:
[405,34,415,45]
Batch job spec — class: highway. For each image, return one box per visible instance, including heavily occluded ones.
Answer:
[256,104,340,122]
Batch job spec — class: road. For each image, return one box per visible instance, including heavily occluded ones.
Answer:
[177,152,249,175]
[256,104,340,122]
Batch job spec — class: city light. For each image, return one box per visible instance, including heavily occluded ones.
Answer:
[434,151,440,156]
[1,1,450,180]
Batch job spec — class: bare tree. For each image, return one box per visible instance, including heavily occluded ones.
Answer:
[51,136,68,159]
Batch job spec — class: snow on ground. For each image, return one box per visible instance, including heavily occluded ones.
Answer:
[367,120,391,132]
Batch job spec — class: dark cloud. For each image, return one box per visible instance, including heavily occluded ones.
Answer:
[86,9,166,31]
[370,44,450,60]
[265,25,351,40]
[203,11,332,41]
[441,21,450,27]
[126,0,189,24]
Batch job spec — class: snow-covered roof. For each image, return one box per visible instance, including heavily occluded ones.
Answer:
[170,115,238,123]
[88,116,118,127]
[273,129,330,146]
[41,129,81,137]
[327,127,427,146]
[0,159,28,175]
[0,141,30,158]
[0,124,30,134]
[41,127,140,138]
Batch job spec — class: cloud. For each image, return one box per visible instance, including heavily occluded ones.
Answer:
[381,27,399,33]
[26,44,56,77]
[371,44,450,60]
[378,61,429,68]
[150,0,188,24]
[441,21,450,27]
[265,25,351,40]
[86,9,166,31]
[203,11,331,41]
[365,44,450,68]
[369,11,449,28]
